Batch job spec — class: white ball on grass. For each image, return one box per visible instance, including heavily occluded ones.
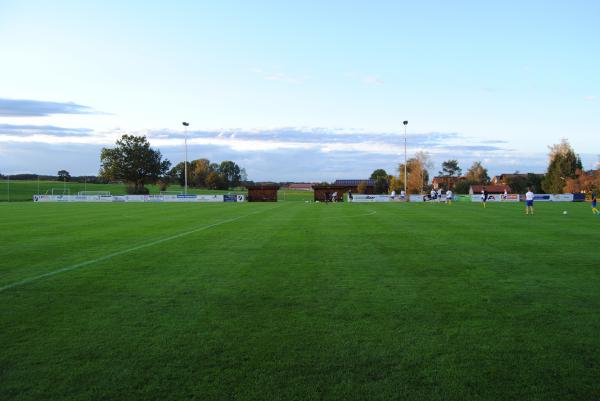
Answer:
[563,211,568,215]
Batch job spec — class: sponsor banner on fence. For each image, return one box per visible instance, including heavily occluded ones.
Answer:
[550,194,574,202]
[33,194,241,203]
[502,194,520,202]
[351,194,390,202]
[223,194,245,202]
[471,194,506,202]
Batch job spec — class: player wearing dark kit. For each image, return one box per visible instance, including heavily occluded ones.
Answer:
[481,187,489,208]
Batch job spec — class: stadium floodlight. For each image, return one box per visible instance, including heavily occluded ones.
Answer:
[182,122,190,195]
[403,121,408,196]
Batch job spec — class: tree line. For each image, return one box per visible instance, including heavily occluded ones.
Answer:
[365,139,599,195]
[99,134,248,194]
[168,159,247,190]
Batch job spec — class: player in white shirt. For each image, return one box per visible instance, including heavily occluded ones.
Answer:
[430,189,437,201]
[331,191,338,202]
[400,190,406,200]
[446,189,453,204]
[525,188,534,215]
[390,190,396,200]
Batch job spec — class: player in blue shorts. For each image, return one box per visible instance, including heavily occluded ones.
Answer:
[525,187,534,215]
[592,192,598,214]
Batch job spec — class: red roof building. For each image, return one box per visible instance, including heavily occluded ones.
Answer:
[469,184,511,195]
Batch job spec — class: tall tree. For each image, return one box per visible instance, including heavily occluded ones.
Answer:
[397,152,432,194]
[374,176,388,194]
[439,160,462,177]
[168,161,190,187]
[57,170,71,182]
[465,161,490,184]
[192,158,211,187]
[370,169,388,180]
[219,161,242,188]
[100,135,171,194]
[542,139,579,194]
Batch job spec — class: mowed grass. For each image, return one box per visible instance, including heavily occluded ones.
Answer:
[1,201,599,401]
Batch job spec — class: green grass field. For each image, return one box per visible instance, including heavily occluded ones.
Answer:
[0,180,313,202]
[1,201,599,400]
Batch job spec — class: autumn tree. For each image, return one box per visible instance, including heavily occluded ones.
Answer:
[356,181,368,194]
[192,158,211,187]
[205,171,224,189]
[465,161,490,184]
[564,169,600,193]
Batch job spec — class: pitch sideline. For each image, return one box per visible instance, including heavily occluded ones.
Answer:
[0,204,285,293]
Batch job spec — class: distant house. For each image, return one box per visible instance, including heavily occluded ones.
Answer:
[287,183,313,191]
[432,176,466,190]
[491,173,544,185]
[469,184,511,195]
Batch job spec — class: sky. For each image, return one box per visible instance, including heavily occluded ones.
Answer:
[0,0,599,181]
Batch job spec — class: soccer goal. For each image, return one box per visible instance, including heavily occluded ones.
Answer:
[77,191,111,196]
[160,190,183,195]
[47,188,71,195]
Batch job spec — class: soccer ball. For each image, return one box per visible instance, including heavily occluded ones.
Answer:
[563,211,568,215]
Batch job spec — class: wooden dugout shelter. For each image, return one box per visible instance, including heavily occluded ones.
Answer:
[246,184,280,202]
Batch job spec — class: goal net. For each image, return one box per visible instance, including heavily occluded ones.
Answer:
[47,188,71,195]
[77,191,111,196]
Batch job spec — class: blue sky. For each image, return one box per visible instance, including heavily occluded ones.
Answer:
[0,0,598,180]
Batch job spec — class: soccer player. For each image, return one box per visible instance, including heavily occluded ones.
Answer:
[390,189,396,200]
[525,187,534,215]
[400,190,406,201]
[481,187,489,208]
[430,189,437,202]
[332,191,338,202]
[446,189,453,204]
[592,192,598,214]
[348,190,353,203]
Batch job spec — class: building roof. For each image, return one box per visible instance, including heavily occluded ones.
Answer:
[470,184,511,193]
[333,179,375,186]
[432,176,466,183]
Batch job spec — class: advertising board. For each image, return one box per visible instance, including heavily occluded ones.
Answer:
[351,194,390,202]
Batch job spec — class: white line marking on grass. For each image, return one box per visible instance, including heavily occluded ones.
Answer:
[0,205,284,293]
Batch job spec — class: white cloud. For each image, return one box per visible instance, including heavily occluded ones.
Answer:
[363,75,383,85]
[583,95,597,101]
[264,73,301,84]
[252,67,302,84]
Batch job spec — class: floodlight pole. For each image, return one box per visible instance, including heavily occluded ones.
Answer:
[403,121,408,195]
[7,174,9,202]
[182,122,190,195]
